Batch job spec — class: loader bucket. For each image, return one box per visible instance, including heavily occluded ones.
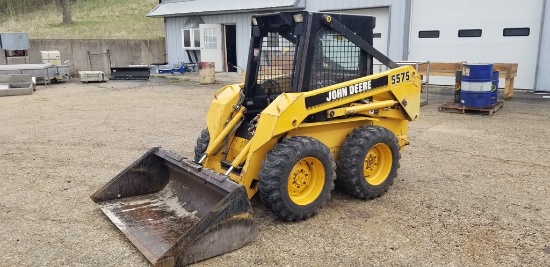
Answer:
[91,147,258,267]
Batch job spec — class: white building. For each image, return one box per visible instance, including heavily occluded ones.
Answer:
[148,0,550,91]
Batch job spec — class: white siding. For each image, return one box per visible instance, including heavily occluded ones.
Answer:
[202,13,253,73]
[306,0,411,61]
[162,0,411,73]
[327,7,391,72]
[409,0,543,89]
[165,16,204,67]
[160,0,550,91]
[164,14,251,72]
[535,1,550,92]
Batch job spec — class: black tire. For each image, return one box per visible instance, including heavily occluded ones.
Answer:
[258,136,336,221]
[336,126,400,199]
[194,129,210,163]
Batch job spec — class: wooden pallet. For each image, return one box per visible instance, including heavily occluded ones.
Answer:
[438,101,504,115]
[417,62,517,100]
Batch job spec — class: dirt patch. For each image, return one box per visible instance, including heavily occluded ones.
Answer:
[0,78,549,266]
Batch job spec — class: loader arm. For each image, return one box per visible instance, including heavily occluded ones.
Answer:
[257,65,420,140]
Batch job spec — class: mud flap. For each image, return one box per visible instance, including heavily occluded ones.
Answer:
[91,147,258,266]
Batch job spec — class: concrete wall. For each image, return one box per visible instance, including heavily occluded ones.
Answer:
[24,39,166,76]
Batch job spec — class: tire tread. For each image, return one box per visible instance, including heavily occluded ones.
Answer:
[194,129,210,163]
[336,126,400,199]
[258,136,336,221]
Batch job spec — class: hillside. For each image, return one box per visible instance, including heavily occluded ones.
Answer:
[0,0,164,39]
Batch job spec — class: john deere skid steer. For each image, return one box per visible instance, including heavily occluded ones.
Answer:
[92,12,421,266]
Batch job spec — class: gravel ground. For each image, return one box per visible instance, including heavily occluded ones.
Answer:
[1,76,549,267]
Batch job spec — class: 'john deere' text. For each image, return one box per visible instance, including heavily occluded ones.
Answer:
[325,80,372,102]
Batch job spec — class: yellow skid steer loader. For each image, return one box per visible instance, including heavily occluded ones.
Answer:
[92,12,421,266]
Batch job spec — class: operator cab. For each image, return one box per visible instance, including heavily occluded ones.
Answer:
[242,12,376,122]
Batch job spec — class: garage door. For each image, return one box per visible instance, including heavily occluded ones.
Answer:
[409,0,543,89]
[329,7,390,72]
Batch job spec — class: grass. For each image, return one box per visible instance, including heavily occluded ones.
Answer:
[0,0,164,39]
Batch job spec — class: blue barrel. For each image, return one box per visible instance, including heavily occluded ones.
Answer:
[491,71,499,105]
[460,63,493,108]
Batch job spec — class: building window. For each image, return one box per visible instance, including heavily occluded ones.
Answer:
[503,28,530,37]
[373,33,382,39]
[203,28,217,49]
[418,30,440,38]
[458,29,482,37]
[182,28,200,49]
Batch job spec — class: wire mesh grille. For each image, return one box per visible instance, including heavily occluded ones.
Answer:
[309,29,363,90]
[257,32,296,95]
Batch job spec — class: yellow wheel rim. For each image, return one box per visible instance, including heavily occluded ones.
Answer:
[363,143,392,186]
[287,157,325,206]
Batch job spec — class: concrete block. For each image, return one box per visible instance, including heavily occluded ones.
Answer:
[6,88,33,96]
[0,74,32,83]
[0,83,10,89]
[9,82,34,88]
[0,75,11,83]
[14,82,35,91]
[79,71,106,82]
[7,57,29,64]
[12,74,32,82]
[0,89,7,97]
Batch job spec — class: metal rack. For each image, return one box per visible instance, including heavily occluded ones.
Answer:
[375,60,430,106]
[87,49,112,71]
[0,32,30,65]
[0,63,51,86]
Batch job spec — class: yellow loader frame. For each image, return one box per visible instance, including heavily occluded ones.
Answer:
[201,65,421,198]
[91,12,423,266]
